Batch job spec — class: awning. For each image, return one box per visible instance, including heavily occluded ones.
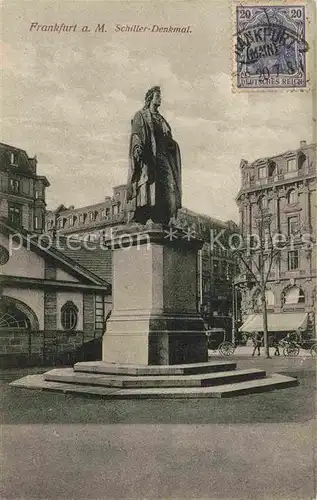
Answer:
[239,313,308,333]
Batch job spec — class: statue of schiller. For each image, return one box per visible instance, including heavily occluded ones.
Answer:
[126,86,182,225]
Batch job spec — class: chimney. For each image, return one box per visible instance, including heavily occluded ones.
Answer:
[300,140,306,147]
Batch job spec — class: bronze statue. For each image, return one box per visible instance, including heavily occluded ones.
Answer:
[126,86,182,224]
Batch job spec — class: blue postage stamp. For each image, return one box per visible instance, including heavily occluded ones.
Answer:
[234,4,308,89]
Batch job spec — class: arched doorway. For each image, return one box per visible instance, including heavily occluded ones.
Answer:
[0,296,39,331]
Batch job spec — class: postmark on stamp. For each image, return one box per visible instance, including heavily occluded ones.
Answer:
[233,3,309,90]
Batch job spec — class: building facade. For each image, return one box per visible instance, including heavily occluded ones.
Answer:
[236,141,316,338]
[0,143,50,233]
[0,144,111,367]
[45,184,127,240]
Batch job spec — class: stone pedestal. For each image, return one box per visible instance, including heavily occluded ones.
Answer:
[102,223,208,365]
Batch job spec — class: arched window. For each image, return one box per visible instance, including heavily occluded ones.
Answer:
[61,301,78,331]
[0,296,39,330]
[284,286,305,305]
[287,189,296,204]
[0,307,30,329]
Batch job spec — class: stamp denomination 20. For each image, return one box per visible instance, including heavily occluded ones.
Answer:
[234,4,308,89]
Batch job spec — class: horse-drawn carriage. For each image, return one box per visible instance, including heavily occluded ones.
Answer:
[205,328,236,356]
[279,332,316,357]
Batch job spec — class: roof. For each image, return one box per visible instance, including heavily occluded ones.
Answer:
[246,142,316,168]
[52,236,112,284]
[179,207,235,229]
[0,142,50,186]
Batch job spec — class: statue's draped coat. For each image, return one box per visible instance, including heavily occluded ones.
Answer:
[126,108,181,224]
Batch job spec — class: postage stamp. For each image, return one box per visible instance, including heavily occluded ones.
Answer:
[233,3,309,90]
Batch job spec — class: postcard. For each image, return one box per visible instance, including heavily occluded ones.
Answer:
[1,0,316,499]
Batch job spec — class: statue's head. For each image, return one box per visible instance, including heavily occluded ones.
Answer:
[144,86,161,108]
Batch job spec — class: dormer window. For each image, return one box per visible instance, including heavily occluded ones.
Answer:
[10,152,18,166]
[287,158,297,172]
[268,160,276,177]
[258,167,266,179]
[57,218,66,229]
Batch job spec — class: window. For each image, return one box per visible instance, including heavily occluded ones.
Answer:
[57,218,66,229]
[287,158,297,172]
[105,208,110,217]
[95,295,104,330]
[61,302,78,331]
[284,286,305,305]
[258,167,266,179]
[9,179,20,193]
[268,161,276,177]
[288,216,299,236]
[258,196,268,209]
[8,204,21,226]
[10,152,17,165]
[288,250,299,270]
[287,189,297,204]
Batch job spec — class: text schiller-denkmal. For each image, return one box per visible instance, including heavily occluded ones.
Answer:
[115,24,192,33]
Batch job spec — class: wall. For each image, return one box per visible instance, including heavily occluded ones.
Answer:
[0,234,45,279]
[0,197,8,218]
[56,268,79,282]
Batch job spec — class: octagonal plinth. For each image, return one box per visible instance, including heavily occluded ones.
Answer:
[102,223,208,365]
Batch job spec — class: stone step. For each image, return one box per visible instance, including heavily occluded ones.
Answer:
[73,360,237,376]
[44,367,267,388]
[10,373,298,398]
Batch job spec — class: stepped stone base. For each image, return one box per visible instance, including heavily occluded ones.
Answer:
[10,360,298,399]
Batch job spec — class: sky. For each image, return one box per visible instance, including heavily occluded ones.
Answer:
[1,0,316,222]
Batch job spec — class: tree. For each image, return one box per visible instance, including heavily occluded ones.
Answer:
[232,205,283,358]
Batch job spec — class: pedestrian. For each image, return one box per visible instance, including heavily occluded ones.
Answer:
[273,334,280,356]
[252,331,262,356]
